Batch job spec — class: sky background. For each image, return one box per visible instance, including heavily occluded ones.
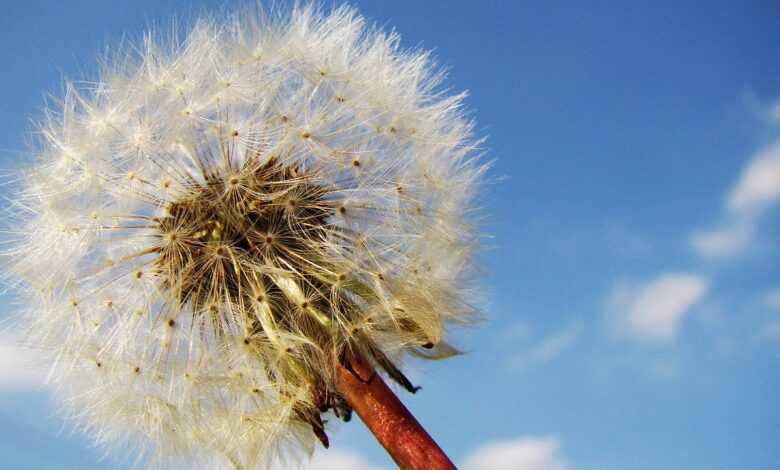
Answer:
[1,1,779,469]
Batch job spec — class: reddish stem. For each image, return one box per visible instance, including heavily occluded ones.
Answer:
[335,350,456,470]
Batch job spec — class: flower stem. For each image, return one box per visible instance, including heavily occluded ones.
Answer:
[335,350,456,470]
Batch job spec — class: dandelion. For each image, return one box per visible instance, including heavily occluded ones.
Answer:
[3,3,485,469]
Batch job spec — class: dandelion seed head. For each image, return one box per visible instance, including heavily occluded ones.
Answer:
[4,3,485,468]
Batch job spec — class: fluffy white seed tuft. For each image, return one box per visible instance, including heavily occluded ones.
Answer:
[2,3,485,468]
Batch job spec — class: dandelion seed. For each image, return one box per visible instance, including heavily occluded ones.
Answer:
[3,3,485,469]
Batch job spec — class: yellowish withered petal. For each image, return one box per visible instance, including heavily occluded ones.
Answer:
[409,341,464,361]
[269,273,332,328]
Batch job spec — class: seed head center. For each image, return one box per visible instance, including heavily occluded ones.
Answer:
[152,158,333,318]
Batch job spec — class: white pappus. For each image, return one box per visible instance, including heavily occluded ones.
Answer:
[2,3,486,469]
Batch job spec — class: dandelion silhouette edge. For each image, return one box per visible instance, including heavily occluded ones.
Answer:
[4,3,485,468]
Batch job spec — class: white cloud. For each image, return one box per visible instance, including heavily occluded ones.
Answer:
[0,334,45,391]
[462,436,570,470]
[303,449,386,470]
[727,142,780,213]
[507,323,580,371]
[691,106,780,258]
[689,218,754,258]
[608,274,709,341]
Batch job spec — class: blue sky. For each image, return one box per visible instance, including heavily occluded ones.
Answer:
[1,1,779,469]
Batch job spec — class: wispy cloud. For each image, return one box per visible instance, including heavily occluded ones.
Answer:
[607,273,709,342]
[689,218,754,258]
[507,322,581,371]
[691,102,780,258]
[462,435,570,470]
[726,141,780,213]
[0,334,45,391]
